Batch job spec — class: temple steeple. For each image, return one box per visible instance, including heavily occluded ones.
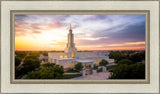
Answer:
[64,24,77,57]
[68,24,73,47]
[70,24,72,30]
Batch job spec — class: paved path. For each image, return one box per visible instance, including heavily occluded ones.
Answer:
[72,70,110,80]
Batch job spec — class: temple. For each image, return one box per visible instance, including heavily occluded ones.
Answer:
[48,24,114,69]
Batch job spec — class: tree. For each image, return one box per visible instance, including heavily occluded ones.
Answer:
[108,51,137,63]
[15,67,28,79]
[25,63,64,79]
[118,59,135,65]
[15,51,27,59]
[41,51,48,56]
[25,55,38,60]
[99,59,108,66]
[15,57,21,67]
[129,52,145,62]
[94,64,98,69]
[109,51,127,63]
[29,51,41,57]
[23,59,40,73]
[109,64,145,79]
[74,63,83,71]
[42,63,55,67]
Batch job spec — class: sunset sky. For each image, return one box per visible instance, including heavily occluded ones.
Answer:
[15,15,145,51]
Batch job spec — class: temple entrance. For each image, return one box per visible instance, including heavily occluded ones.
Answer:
[84,64,92,69]
[76,59,94,76]
[85,68,93,75]
[72,51,74,58]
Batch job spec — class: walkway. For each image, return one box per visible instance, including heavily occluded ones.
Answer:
[72,70,110,80]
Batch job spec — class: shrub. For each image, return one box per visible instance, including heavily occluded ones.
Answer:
[109,64,145,79]
[94,64,98,69]
[25,63,64,79]
[99,59,108,66]
[74,63,83,71]
[118,59,134,65]
[15,57,21,67]
[23,59,40,72]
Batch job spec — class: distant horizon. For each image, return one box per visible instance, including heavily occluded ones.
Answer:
[15,49,145,52]
[15,15,145,51]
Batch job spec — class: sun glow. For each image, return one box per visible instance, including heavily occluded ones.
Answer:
[15,15,145,51]
[15,29,68,51]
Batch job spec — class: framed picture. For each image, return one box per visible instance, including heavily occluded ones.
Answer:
[0,0,159,94]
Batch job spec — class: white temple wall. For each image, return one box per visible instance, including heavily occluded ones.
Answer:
[48,51,112,67]
[48,52,69,62]
[58,59,77,69]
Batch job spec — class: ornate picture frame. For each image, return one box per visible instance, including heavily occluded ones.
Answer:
[0,0,159,94]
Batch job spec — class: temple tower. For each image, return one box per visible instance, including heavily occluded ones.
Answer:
[64,24,77,58]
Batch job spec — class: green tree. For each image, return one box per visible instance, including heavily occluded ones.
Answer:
[109,51,126,63]
[109,51,145,63]
[15,51,27,59]
[25,63,64,79]
[41,51,48,56]
[15,56,21,67]
[118,59,135,65]
[109,64,145,79]
[129,52,145,62]
[94,64,98,69]
[29,51,41,57]
[15,67,28,79]
[74,63,83,71]
[99,59,108,66]
[109,51,135,63]
[25,55,38,60]
[23,59,40,72]
[42,63,55,67]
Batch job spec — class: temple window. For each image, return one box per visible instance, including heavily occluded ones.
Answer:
[60,55,63,58]
[64,55,67,58]
[72,51,74,57]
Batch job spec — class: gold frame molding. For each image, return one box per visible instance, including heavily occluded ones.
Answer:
[10,10,150,84]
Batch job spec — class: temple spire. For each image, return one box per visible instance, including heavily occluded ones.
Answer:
[70,24,72,30]
[64,23,77,54]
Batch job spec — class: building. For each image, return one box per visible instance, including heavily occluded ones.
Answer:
[48,24,114,69]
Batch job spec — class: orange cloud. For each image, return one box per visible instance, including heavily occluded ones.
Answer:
[77,46,145,51]
[108,42,145,47]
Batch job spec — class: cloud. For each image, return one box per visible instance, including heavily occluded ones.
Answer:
[32,31,41,34]
[106,21,145,42]
[78,37,107,41]
[108,41,145,47]
[15,15,69,37]
[15,32,27,37]
[15,14,145,50]
[50,41,66,46]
